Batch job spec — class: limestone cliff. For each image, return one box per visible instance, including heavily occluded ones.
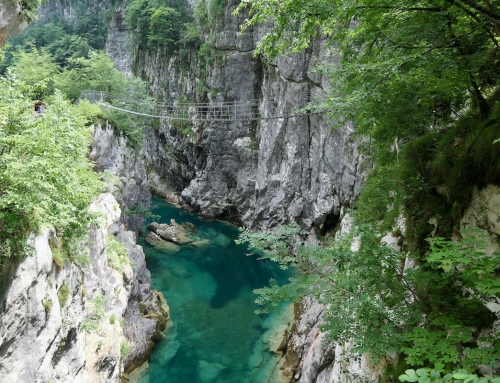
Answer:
[0,121,168,382]
[0,1,30,47]
[90,122,151,233]
[119,0,368,232]
[0,193,168,382]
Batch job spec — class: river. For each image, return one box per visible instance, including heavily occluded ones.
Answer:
[133,196,294,383]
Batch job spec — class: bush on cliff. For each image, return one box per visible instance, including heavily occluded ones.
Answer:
[0,76,103,267]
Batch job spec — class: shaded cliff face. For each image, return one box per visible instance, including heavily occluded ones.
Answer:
[0,1,30,47]
[127,0,367,231]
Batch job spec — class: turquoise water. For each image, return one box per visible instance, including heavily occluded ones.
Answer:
[135,197,293,383]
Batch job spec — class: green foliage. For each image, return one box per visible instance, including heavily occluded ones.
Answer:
[10,0,47,21]
[58,284,70,308]
[4,47,153,147]
[9,47,60,99]
[120,341,130,358]
[52,249,68,270]
[106,235,129,272]
[235,0,500,375]
[399,369,500,383]
[238,224,500,371]
[79,295,106,333]
[427,229,500,298]
[125,0,192,53]
[109,314,116,325]
[55,51,126,100]
[42,298,52,315]
[0,2,113,73]
[237,0,500,130]
[0,76,103,266]
[124,205,161,220]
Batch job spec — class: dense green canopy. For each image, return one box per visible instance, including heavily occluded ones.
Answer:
[236,0,500,375]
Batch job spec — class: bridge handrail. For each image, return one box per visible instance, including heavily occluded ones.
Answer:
[79,90,321,121]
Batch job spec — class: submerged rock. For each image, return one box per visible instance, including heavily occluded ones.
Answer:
[191,239,213,248]
[182,222,196,232]
[212,233,231,247]
[146,233,182,255]
[169,264,192,278]
[197,360,227,382]
[158,340,181,366]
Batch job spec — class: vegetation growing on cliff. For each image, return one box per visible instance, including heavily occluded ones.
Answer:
[0,76,103,269]
[125,0,192,53]
[237,0,500,376]
[0,10,153,290]
[10,0,47,21]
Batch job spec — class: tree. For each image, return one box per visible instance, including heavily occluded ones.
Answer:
[0,75,103,262]
[237,0,500,144]
[238,224,500,371]
[125,0,192,52]
[10,47,60,99]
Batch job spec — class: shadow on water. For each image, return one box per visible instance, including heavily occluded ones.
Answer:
[134,197,293,383]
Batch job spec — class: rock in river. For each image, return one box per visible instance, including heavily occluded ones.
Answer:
[148,219,194,244]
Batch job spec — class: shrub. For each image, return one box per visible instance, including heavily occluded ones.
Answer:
[57,284,70,308]
[106,235,129,272]
[120,341,130,358]
[42,299,52,315]
[52,249,68,270]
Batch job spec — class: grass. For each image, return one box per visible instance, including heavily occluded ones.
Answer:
[120,341,130,358]
[106,235,129,272]
[52,249,68,270]
[42,299,52,316]
[58,284,70,308]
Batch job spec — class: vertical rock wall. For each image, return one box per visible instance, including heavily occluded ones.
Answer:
[129,0,367,231]
[0,1,30,48]
[90,122,151,233]
[0,121,168,382]
[0,193,168,382]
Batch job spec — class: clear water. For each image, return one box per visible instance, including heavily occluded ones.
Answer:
[135,197,293,383]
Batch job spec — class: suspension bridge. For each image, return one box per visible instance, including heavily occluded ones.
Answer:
[80,90,322,122]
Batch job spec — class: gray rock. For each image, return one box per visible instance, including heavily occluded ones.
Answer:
[0,193,169,383]
[148,220,194,244]
[136,10,367,233]
[90,122,152,233]
[0,2,30,48]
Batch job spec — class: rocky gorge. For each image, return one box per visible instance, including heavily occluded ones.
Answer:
[2,0,500,382]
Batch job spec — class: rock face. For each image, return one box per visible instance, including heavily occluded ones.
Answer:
[106,4,132,75]
[147,220,194,244]
[0,1,30,48]
[90,122,151,233]
[0,193,168,382]
[281,297,390,383]
[135,0,367,231]
[114,0,368,381]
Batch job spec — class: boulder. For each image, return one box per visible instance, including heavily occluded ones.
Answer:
[191,239,213,248]
[145,232,181,255]
[213,233,231,247]
[197,360,227,382]
[147,219,193,244]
